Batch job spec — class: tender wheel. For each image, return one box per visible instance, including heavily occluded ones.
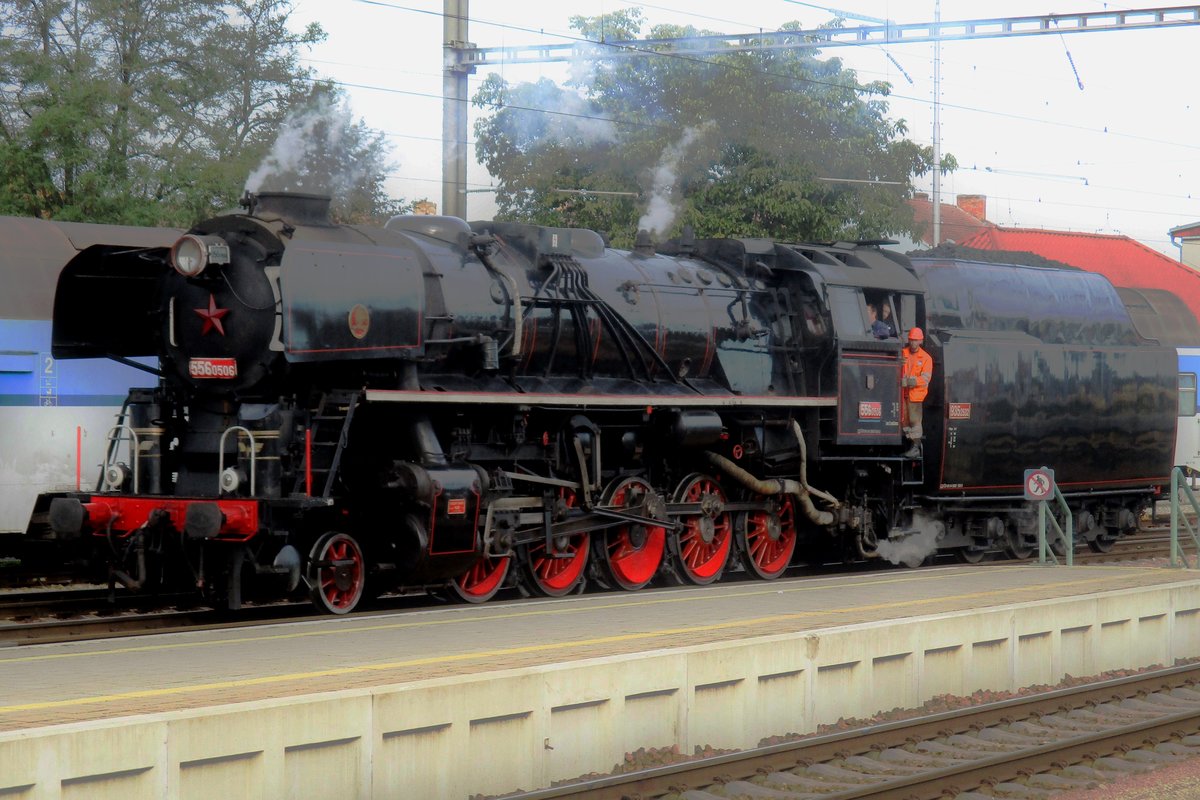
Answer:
[450,553,510,603]
[594,476,666,591]
[737,496,797,580]
[519,491,590,597]
[666,474,732,585]
[1003,522,1034,560]
[956,546,986,564]
[1088,527,1118,553]
[307,532,366,614]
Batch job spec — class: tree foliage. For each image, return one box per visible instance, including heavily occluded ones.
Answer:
[473,10,955,247]
[0,0,405,225]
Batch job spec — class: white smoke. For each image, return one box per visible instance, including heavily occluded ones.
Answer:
[244,95,372,199]
[504,79,616,147]
[567,42,606,96]
[637,123,713,236]
[873,511,945,568]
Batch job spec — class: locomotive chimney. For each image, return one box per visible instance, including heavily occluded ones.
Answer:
[679,225,696,255]
[634,229,655,255]
[242,192,334,226]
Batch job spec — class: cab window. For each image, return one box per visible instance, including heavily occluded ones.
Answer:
[827,286,866,337]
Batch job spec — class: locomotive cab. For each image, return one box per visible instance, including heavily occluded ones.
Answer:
[778,242,924,452]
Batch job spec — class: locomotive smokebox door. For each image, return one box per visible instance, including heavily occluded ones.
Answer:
[837,352,903,444]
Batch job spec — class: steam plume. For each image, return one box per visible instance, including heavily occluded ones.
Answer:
[502,79,616,147]
[637,123,712,236]
[244,95,374,200]
[873,511,945,568]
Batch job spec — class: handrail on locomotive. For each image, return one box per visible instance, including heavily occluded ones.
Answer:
[217,425,257,496]
[102,423,140,494]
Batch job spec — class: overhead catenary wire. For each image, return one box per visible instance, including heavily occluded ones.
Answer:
[339,1,1200,157]
[329,2,1200,247]
[12,1,1194,242]
[11,3,1200,158]
[1052,18,1086,90]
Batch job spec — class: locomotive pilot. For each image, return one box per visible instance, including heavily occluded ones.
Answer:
[901,327,933,458]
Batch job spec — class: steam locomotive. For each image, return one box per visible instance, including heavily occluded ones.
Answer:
[35,192,1178,612]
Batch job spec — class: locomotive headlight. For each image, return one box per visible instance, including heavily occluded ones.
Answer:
[220,466,246,494]
[171,234,231,277]
[104,463,129,491]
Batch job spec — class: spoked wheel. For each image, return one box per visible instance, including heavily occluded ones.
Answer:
[519,491,591,597]
[1003,522,1034,560]
[307,532,366,614]
[737,496,798,580]
[666,474,733,585]
[594,476,666,591]
[450,553,510,603]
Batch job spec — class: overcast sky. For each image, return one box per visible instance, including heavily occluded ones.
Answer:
[288,1,1200,256]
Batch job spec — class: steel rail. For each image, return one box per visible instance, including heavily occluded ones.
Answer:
[508,663,1200,799]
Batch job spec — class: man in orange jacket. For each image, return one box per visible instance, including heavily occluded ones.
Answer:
[901,327,933,458]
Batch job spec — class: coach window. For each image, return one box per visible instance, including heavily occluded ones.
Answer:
[1180,373,1197,417]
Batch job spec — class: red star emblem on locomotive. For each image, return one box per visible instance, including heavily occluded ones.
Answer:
[194,294,229,336]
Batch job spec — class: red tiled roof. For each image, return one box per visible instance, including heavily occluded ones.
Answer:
[906,198,994,246]
[958,226,1200,324]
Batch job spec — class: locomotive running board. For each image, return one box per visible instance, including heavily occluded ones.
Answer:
[364,389,835,408]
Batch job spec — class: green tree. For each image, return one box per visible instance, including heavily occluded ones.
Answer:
[0,0,404,224]
[473,11,954,247]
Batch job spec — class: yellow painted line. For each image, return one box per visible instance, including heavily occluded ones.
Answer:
[0,568,1171,715]
[0,566,1154,665]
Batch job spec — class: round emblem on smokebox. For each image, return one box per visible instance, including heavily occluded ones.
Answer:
[348,304,370,340]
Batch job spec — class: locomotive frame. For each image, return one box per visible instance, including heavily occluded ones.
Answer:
[32,192,1178,612]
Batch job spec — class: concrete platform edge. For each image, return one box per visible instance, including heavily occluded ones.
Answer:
[3,579,1199,799]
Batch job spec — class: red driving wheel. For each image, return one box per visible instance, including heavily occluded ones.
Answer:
[451,552,510,603]
[668,474,732,584]
[521,490,590,597]
[596,476,665,591]
[738,496,797,580]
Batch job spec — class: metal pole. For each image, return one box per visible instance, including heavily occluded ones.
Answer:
[443,0,471,219]
[931,0,941,246]
[1038,500,1047,564]
[1170,466,1200,568]
[1172,467,1181,567]
[1054,487,1073,566]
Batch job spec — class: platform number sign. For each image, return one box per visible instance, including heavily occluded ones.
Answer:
[1023,467,1055,502]
[39,352,57,407]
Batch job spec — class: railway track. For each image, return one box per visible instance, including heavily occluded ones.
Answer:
[0,600,313,645]
[0,528,1188,646]
[512,663,1200,800]
[0,587,446,646]
[1068,531,1176,565]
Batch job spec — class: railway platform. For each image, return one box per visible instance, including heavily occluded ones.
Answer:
[2,563,1199,798]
